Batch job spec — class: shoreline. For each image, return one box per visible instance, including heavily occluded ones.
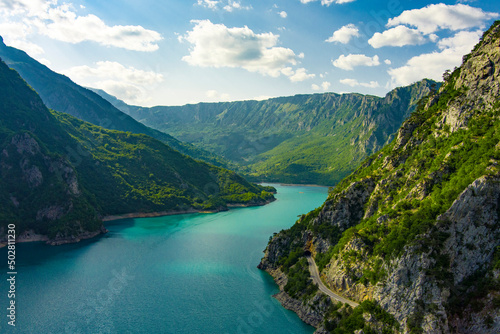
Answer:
[1,198,277,247]
[103,198,276,221]
[0,227,108,248]
[278,183,331,188]
[102,208,210,222]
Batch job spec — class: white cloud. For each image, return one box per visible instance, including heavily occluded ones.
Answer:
[332,54,380,71]
[387,3,498,34]
[339,78,379,88]
[388,30,482,86]
[384,59,392,65]
[326,24,359,44]
[63,61,164,105]
[181,20,312,82]
[289,68,315,82]
[0,21,45,56]
[368,26,427,48]
[300,0,356,5]
[197,0,251,12]
[252,95,273,101]
[312,81,331,91]
[437,29,481,50]
[279,11,287,18]
[97,81,144,104]
[197,0,218,9]
[0,0,162,52]
[206,89,230,101]
[65,61,164,85]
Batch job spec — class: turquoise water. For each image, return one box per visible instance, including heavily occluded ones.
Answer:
[0,184,328,333]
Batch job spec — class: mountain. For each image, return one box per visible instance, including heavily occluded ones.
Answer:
[258,21,500,333]
[0,58,274,245]
[0,37,228,168]
[102,80,437,185]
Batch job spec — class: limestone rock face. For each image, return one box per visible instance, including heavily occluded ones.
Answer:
[0,132,101,245]
[373,175,500,333]
[313,178,375,231]
[259,22,500,334]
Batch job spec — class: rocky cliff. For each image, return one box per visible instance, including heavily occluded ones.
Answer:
[259,21,500,333]
[104,79,437,185]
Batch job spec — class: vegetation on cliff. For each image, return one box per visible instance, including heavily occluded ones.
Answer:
[260,21,500,333]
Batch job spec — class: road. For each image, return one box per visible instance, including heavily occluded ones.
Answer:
[306,255,359,308]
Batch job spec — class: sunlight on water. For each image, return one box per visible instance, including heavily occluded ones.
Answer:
[0,184,327,334]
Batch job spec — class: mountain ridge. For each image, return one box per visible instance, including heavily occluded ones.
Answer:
[0,38,229,168]
[95,79,438,185]
[258,20,500,333]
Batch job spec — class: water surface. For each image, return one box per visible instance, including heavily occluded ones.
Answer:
[0,184,328,333]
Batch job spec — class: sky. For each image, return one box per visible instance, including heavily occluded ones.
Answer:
[0,0,499,107]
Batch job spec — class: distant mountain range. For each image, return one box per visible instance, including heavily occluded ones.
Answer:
[0,57,274,245]
[95,79,438,185]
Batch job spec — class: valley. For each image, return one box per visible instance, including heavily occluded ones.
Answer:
[99,80,437,185]
[0,7,498,334]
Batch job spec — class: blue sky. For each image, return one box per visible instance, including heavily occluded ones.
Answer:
[0,0,499,106]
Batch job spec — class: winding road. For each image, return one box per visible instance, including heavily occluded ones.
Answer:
[306,255,359,308]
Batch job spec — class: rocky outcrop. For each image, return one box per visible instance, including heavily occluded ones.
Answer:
[373,175,500,332]
[259,21,500,334]
[313,178,375,231]
[268,267,331,327]
[1,131,103,246]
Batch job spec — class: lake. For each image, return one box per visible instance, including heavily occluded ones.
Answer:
[0,184,328,333]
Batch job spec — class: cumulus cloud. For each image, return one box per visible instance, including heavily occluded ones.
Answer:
[368,26,427,48]
[339,78,379,88]
[0,0,162,52]
[311,81,331,91]
[388,30,482,86]
[326,24,359,44]
[300,0,356,5]
[279,11,287,18]
[387,3,498,34]
[181,20,313,82]
[289,67,316,82]
[206,89,230,101]
[63,61,164,105]
[197,0,251,12]
[332,54,380,71]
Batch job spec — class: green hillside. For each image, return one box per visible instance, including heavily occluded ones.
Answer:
[109,80,436,185]
[0,58,274,243]
[259,21,500,333]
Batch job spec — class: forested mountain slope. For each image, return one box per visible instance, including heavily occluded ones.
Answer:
[109,80,436,185]
[0,59,274,245]
[258,21,500,334]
